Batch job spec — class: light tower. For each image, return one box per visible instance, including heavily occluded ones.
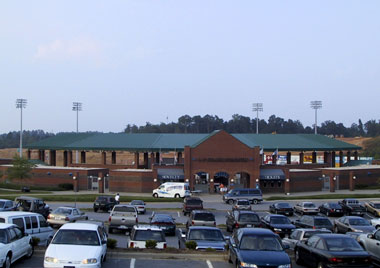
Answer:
[72,102,82,163]
[252,103,263,134]
[16,99,27,157]
[310,101,322,134]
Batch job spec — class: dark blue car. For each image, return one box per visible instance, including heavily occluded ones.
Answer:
[228,228,291,268]
[261,214,295,238]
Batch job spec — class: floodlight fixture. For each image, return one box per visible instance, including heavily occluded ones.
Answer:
[310,101,322,134]
[16,99,27,157]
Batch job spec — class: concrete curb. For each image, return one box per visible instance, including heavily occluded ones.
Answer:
[34,250,227,261]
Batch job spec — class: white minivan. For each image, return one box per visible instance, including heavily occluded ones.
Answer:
[152,182,190,198]
[0,211,54,246]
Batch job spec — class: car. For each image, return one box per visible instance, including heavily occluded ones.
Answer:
[186,210,216,229]
[338,199,366,216]
[47,207,88,227]
[182,197,203,216]
[127,225,167,249]
[318,202,344,217]
[14,196,50,218]
[0,199,15,212]
[76,220,108,236]
[294,202,319,215]
[108,205,138,233]
[130,200,146,214]
[370,218,380,229]
[93,196,117,213]
[282,228,332,250]
[223,188,263,205]
[149,213,176,236]
[334,216,376,234]
[365,201,380,217]
[269,202,294,216]
[152,182,190,198]
[358,228,380,265]
[260,214,295,238]
[232,199,251,211]
[225,210,261,232]
[293,215,334,232]
[294,233,372,268]
[0,211,54,246]
[0,223,34,268]
[44,222,108,268]
[228,228,291,268]
[178,226,227,251]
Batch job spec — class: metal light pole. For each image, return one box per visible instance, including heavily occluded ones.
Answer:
[310,101,322,134]
[252,103,263,134]
[16,99,27,157]
[72,102,82,163]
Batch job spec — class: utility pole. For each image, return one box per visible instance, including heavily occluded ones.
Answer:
[252,103,263,134]
[16,99,27,157]
[72,102,82,163]
[310,101,322,134]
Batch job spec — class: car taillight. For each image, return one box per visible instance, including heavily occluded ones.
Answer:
[65,217,69,221]
[130,242,134,248]
[138,206,144,209]
[191,221,194,225]
[329,258,343,263]
[235,223,239,228]
[109,216,111,222]
[136,217,138,223]
[47,215,51,219]
[164,243,167,249]
[330,209,334,212]
[313,226,316,229]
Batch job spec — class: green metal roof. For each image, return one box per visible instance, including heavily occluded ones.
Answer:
[26,132,361,152]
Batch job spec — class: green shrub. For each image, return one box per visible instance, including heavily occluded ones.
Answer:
[58,183,74,190]
[31,237,40,247]
[185,240,197,250]
[107,238,117,249]
[145,240,157,249]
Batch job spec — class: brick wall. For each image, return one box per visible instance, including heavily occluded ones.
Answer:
[289,170,323,192]
[109,170,155,193]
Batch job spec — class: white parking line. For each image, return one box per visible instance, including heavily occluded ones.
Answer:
[178,211,180,218]
[206,260,214,268]
[130,258,136,268]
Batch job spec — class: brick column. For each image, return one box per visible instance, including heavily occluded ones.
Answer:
[178,152,183,164]
[98,172,104,194]
[312,151,317,164]
[73,172,79,192]
[299,152,304,165]
[286,152,291,165]
[184,146,193,190]
[284,169,290,194]
[339,151,344,167]
[330,173,335,192]
[209,173,214,193]
[349,171,355,191]
[347,151,351,162]
[134,152,139,168]
[68,151,73,165]
[150,153,155,169]
[331,151,336,167]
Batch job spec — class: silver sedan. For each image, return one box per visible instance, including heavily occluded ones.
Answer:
[47,207,88,227]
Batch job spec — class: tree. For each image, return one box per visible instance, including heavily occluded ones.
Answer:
[7,155,36,181]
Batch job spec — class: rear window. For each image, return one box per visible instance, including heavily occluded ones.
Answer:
[186,199,202,205]
[194,213,215,221]
[152,216,173,223]
[114,206,136,213]
[304,231,330,239]
[133,230,165,242]
[237,200,250,205]
[239,214,259,223]
[329,203,341,209]
[315,219,332,226]
[0,218,5,223]
[304,203,316,208]
[277,203,291,208]
[131,200,144,205]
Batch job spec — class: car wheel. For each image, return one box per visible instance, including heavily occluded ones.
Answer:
[174,194,180,198]
[3,254,11,268]
[317,262,326,268]
[376,225,380,229]
[153,193,158,198]
[295,248,302,265]
[26,243,34,259]
[228,199,234,205]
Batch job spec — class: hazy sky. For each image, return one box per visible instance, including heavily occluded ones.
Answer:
[1,1,379,133]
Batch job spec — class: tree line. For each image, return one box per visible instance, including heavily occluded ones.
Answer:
[125,114,380,137]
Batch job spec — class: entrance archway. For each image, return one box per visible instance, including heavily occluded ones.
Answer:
[234,172,251,188]
[194,172,209,193]
[214,171,229,186]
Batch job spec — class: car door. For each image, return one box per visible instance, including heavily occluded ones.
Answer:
[38,215,51,244]
[366,230,380,258]
[300,235,320,264]
[98,226,107,260]
[8,227,23,261]
[335,217,345,233]
[285,230,300,249]
[229,230,240,265]
[342,218,351,233]
[72,209,80,221]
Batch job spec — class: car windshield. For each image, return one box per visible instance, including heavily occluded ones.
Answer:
[304,203,316,208]
[0,229,7,244]
[237,200,250,205]
[53,208,72,215]
[349,218,370,226]
[187,200,202,205]
[270,217,290,225]
[188,229,224,241]
[0,201,5,208]
[325,237,363,251]
[52,230,100,246]
[96,197,107,202]
[373,203,380,209]
[347,200,359,204]
[133,230,165,242]
[239,214,259,223]
[114,206,135,212]
[329,203,341,209]
[131,200,144,205]
[315,219,332,226]
[240,235,283,251]
[194,213,215,221]
[152,216,173,223]
[304,231,331,239]
[277,203,291,208]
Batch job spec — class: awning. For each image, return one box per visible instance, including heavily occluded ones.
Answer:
[260,169,285,180]
[157,168,185,181]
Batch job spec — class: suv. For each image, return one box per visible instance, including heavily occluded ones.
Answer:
[232,199,251,211]
[128,225,167,249]
[223,188,263,205]
[108,205,138,233]
[14,196,50,218]
[225,210,261,232]
[93,196,117,212]
[186,210,216,229]
[183,197,203,216]
[294,215,334,232]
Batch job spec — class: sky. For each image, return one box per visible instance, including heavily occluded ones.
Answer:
[0,1,379,133]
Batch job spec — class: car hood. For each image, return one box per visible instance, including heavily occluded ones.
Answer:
[239,250,290,266]
[45,244,102,261]
[351,226,376,233]
[193,240,226,250]
[271,224,295,229]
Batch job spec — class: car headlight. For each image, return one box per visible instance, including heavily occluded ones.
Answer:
[45,256,58,263]
[274,228,282,231]
[278,265,291,268]
[240,262,258,268]
[82,258,98,264]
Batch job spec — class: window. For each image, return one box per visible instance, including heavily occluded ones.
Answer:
[263,182,267,188]
[25,217,31,230]
[307,236,319,247]
[315,240,326,250]
[0,218,4,223]
[5,202,13,209]
[375,230,380,241]
[8,228,17,241]
[289,230,299,240]
[13,227,23,239]
[12,218,24,232]
[270,181,274,187]
[31,216,38,229]
[278,181,282,188]
[73,210,79,216]
[240,190,248,195]
[39,216,48,228]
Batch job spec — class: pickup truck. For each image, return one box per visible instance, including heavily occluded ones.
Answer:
[338,198,366,216]
[108,205,138,233]
[358,229,380,265]
[282,228,331,250]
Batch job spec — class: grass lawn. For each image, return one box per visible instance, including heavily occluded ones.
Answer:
[266,193,380,201]
[0,189,51,195]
